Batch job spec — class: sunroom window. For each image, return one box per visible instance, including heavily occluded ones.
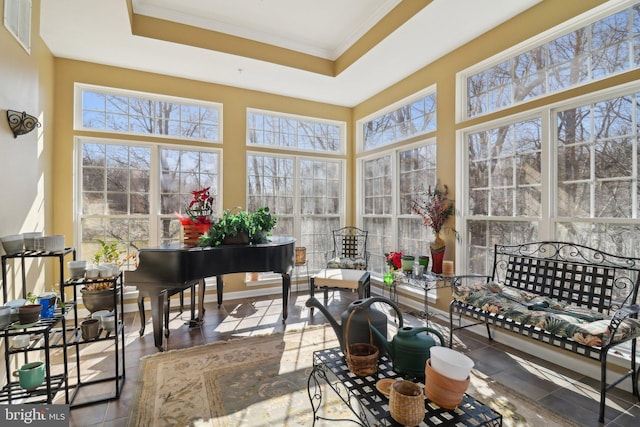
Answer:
[464,1,640,119]
[76,84,221,142]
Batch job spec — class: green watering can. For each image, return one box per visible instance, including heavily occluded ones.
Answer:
[370,325,445,379]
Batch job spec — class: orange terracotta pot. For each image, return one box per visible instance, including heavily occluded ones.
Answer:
[424,359,470,409]
[182,222,211,246]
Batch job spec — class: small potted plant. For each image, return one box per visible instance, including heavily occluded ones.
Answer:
[177,187,215,245]
[82,239,135,313]
[249,206,277,244]
[199,206,277,247]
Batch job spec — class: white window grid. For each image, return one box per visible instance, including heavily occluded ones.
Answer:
[247,108,345,154]
[460,0,640,121]
[76,137,222,261]
[360,140,436,275]
[4,0,31,53]
[360,88,437,151]
[459,82,640,277]
[75,83,222,143]
[246,152,344,273]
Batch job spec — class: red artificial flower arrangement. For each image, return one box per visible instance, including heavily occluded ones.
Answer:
[177,186,214,225]
[385,251,403,270]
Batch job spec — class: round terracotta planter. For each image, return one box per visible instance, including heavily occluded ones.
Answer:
[424,359,470,409]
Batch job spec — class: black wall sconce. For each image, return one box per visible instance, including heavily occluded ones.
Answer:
[6,109,41,138]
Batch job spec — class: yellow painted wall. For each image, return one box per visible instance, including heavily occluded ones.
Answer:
[0,0,55,297]
[0,0,55,380]
[52,59,352,292]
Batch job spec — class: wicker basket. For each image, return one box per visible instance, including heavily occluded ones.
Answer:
[389,380,425,426]
[344,307,379,376]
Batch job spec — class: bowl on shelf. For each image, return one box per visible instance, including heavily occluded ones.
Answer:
[5,299,26,322]
[22,232,43,251]
[12,334,30,349]
[101,313,116,332]
[0,306,11,329]
[43,235,65,252]
[68,260,87,279]
[18,304,42,324]
[1,235,24,255]
[85,265,100,279]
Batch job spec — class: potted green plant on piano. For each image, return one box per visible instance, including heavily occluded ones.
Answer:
[199,206,277,247]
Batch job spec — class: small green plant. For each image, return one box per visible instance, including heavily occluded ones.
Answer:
[91,239,137,267]
[91,239,123,265]
[26,292,37,304]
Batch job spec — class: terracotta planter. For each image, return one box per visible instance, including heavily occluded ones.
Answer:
[424,359,470,409]
[182,222,211,246]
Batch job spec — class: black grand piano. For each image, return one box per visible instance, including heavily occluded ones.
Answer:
[125,236,295,350]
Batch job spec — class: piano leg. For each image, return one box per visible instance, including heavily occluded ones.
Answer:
[140,288,166,351]
[187,280,205,327]
[282,273,290,323]
[199,279,205,319]
[137,294,146,336]
[216,275,224,307]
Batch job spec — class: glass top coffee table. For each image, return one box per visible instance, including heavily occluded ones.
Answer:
[308,348,502,427]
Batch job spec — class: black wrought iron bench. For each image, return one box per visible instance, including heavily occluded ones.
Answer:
[449,241,640,423]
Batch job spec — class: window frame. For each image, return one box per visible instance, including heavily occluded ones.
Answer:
[358,138,437,275]
[246,108,346,155]
[74,83,223,143]
[457,80,640,276]
[246,150,346,278]
[456,0,637,122]
[357,85,437,153]
[3,0,31,53]
[74,136,223,261]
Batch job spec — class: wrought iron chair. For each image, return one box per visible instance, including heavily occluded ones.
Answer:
[311,226,371,302]
[325,226,369,270]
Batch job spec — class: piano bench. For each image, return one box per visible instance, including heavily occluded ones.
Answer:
[137,285,193,337]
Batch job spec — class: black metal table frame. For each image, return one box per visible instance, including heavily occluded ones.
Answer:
[308,348,502,427]
[397,272,458,323]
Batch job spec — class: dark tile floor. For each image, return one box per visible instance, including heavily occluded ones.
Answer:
[63,290,640,426]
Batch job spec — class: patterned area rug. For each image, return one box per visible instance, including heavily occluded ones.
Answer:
[127,325,579,427]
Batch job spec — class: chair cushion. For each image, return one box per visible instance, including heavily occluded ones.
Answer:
[313,268,368,289]
[327,257,366,270]
[453,281,640,347]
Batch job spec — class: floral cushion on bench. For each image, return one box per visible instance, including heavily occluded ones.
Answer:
[453,281,640,347]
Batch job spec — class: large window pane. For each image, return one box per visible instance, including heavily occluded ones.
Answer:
[247,153,343,272]
[465,5,640,118]
[78,84,221,142]
[363,91,437,150]
[557,94,637,219]
[467,119,542,218]
[247,110,344,153]
[78,140,220,261]
[362,140,436,274]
